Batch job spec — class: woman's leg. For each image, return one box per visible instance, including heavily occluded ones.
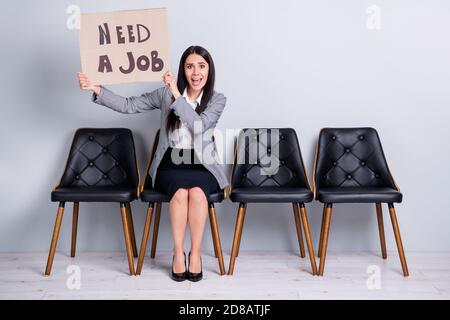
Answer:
[169,188,189,273]
[187,187,209,273]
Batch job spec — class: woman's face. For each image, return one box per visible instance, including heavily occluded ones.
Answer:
[184,53,209,92]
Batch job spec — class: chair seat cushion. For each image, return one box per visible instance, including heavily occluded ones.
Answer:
[317,187,402,203]
[230,187,313,203]
[51,186,137,202]
[140,188,224,203]
[207,191,225,203]
[140,189,170,203]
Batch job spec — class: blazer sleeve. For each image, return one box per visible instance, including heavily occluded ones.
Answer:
[169,92,227,133]
[92,86,166,114]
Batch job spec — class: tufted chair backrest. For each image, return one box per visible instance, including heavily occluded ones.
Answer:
[58,128,139,188]
[314,127,398,190]
[231,128,310,189]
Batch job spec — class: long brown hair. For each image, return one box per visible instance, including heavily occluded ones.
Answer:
[166,46,216,132]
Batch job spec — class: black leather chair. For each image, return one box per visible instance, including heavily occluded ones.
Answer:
[228,128,318,275]
[135,130,226,276]
[314,127,409,276]
[45,128,140,276]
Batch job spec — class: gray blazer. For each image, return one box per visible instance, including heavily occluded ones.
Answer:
[92,86,229,190]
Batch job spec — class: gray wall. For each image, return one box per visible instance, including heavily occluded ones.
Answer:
[1,0,449,253]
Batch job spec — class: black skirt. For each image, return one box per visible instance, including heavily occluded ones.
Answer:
[154,147,221,200]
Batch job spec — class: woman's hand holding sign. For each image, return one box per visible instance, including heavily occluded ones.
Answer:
[163,71,181,99]
[78,72,102,96]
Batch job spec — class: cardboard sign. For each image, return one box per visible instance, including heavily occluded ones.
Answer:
[79,8,169,85]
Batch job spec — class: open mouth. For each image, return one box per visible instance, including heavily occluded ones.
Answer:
[191,78,203,86]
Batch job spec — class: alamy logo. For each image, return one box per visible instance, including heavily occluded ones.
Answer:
[66,265,81,290]
[66,5,80,30]
[170,125,280,176]
[366,5,382,30]
[366,265,381,290]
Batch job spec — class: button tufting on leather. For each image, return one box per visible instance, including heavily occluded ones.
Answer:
[232,129,310,190]
[331,135,336,140]
[315,128,399,194]
[57,129,139,191]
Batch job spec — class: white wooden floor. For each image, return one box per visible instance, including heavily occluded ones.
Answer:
[0,251,449,300]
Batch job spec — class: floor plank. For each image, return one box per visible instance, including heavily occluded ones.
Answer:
[0,251,448,300]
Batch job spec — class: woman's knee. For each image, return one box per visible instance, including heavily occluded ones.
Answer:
[171,188,189,205]
[188,187,207,204]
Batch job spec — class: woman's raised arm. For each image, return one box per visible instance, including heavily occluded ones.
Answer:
[77,71,165,114]
[170,92,227,133]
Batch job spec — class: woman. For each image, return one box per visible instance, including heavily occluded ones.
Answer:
[78,46,228,282]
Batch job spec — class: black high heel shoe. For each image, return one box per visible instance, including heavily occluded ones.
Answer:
[171,252,187,282]
[187,252,203,282]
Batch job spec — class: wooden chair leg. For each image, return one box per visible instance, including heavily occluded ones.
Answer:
[136,203,155,275]
[208,203,226,275]
[70,202,79,258]
[318,203,333,276]
[209,204,219,259]
[235,204,247,257]
[317,203,326,257]
[45,202,65,276]
[388,203,409,277]
[228,203,247,275]
[292,203,306,258]
[376,203,387,259]
[120,203,135,275]
[298,203,318,275]
[150,202,162,258]
[125,202,138,258]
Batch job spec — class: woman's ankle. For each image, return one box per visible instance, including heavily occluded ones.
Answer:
[173,249,185,256]
[188,251,202,273]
